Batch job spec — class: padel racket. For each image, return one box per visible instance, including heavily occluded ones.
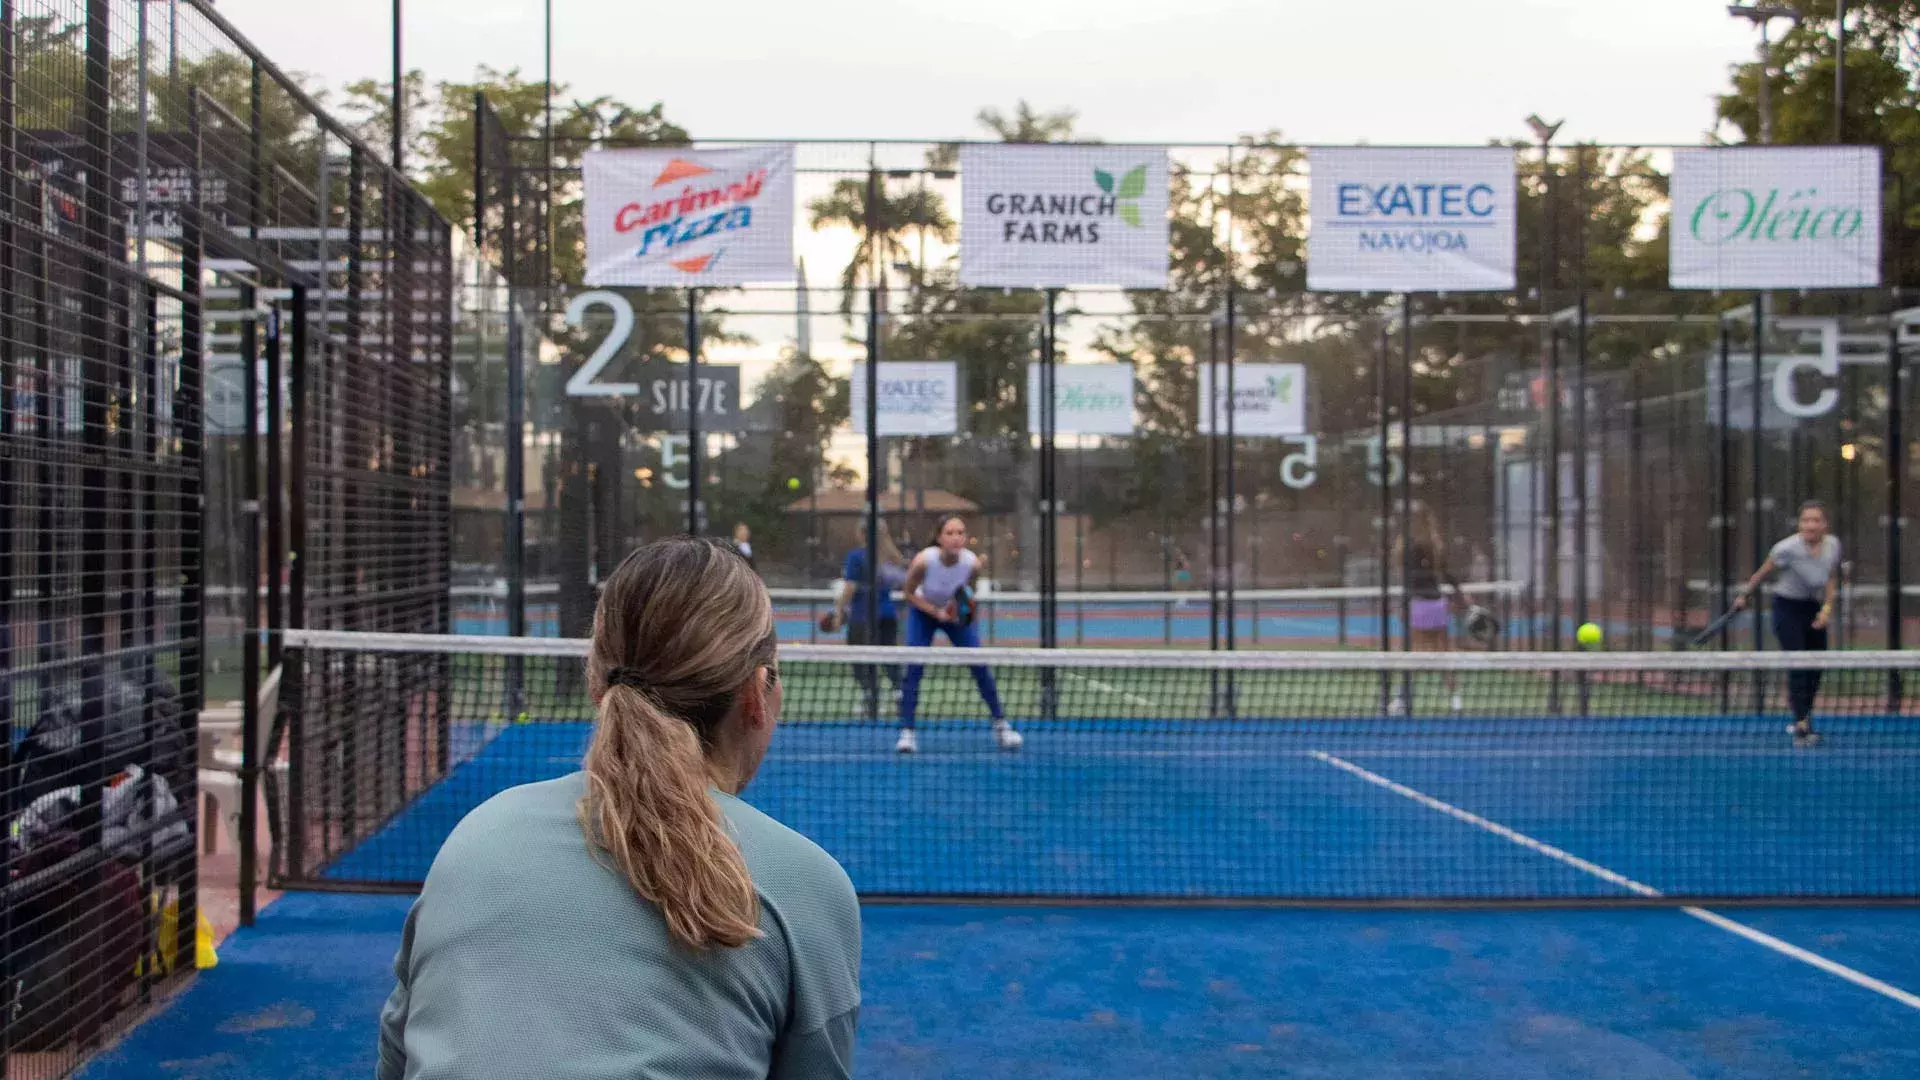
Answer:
[951,585,976,629]
[1462,605,1501,646]
[1678,606,1742,651]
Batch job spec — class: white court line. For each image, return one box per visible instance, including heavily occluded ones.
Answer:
[1309,750,1920,1013]
[1060,669,1160,711]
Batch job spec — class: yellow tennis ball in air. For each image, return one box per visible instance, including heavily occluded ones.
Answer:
[1576,622,1602,648]
[787,477,802,491]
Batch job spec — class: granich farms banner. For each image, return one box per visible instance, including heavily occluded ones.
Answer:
[583,144,796,286]
[959,145,1170,289]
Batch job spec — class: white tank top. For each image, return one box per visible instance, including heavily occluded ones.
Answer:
[914,547,976,606]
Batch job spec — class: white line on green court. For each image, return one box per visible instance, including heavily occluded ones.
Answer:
[1309,750,1920,1012]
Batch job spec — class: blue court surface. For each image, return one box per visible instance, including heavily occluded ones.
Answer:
[319,712,1918,899]
[82,694,1920,1078]
[77,895,1920,1079]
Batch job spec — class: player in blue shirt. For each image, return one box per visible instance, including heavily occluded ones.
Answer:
[823,520,906,713]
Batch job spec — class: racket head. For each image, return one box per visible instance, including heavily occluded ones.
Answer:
[1463,605,1500,646]
[1677,607,1740,651]
[952,585,975,628]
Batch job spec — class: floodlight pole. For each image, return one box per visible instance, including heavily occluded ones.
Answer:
[1727,4,1801,145]
[1834,0,1846,141]
[391,0,402,172]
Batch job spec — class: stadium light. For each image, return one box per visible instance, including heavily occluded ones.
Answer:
[1727,4,1803,145]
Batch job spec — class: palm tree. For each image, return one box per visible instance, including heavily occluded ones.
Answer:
[807,174,955,313]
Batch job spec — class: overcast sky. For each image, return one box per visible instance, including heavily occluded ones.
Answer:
[213,0,1765,146]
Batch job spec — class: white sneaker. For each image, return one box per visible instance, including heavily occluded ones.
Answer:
[895,729,918,754]
[1387,697,1406,716]
[1450,693,1464,712]
[994,721,1024,751]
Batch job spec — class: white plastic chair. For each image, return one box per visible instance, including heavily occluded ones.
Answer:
[197,665,283,856]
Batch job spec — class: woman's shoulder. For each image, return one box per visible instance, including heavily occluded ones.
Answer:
[716,793,857,909]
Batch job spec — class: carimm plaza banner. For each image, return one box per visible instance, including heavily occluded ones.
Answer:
[1669,147,1881,290]
[960,145,1170,289]
[582,145,796,286]
[1307,147,1516,292]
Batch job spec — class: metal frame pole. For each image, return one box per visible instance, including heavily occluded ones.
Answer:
[686,289,701,535]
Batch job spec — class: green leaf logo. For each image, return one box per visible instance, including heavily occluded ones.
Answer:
[1269,375,1292,402]
[1095,164,1151,229]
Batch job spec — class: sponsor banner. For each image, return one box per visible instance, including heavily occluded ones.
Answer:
[583,144,795,286]
[850,362,959,437]
[623,362,743,433]
[959,145,1169,288]
[1025,363,1135,436]
[1197,363,1307,436]
[1308,147,1516,292]
[1670,147,1880,290]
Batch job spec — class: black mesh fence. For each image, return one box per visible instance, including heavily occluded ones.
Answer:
[459,135,1916,659]
[0,1,455,1074]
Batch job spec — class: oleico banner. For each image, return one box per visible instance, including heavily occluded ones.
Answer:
[582,144,796,286]
[1307,147,1516,292]
[1669,147,1881,289]
[960,145,1170,288]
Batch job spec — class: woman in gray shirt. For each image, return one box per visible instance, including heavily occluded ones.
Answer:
[1733,500,1842,746]
[378,537,861,1079]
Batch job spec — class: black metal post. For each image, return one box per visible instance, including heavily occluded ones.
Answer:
[1888,311,1904,706]
[0,5,17,1038]
[1573,162,1590,712]
[686,288,701,535]
[1208,317,1221,655]
[265,307,283,668]
[1399,294,1414,710]
[287,283,308,883]
[1752,294,1767,660]
[391,0,403,173]
[1224,284,1238,653]
[1376,323,1391,709]
[1040,288,1057,649]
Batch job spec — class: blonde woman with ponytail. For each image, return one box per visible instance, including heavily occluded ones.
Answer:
[378,537,860,1080]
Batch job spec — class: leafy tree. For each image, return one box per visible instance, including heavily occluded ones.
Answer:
[1713,1,1920,285]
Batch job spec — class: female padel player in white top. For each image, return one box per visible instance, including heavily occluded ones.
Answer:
[895,515,1021,754]
[1733,499,1842,747]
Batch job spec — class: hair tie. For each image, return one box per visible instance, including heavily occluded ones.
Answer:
[605,666,651,692]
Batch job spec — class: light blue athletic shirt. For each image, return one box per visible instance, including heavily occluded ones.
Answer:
[377,773,860,1080]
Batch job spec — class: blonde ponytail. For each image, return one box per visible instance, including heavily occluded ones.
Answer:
[581,685,760,949]
[575,536,778,950]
